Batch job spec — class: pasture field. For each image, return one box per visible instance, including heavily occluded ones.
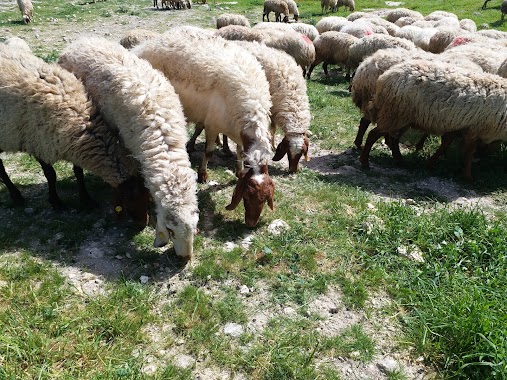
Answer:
[1,0,507,378]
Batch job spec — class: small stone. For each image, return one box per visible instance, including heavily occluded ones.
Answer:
[350,351,361,359]
[24,208,34,214]
[223,323,244,337]
[366,203,375,210]
[140,275,149,284]
[239,285,250,295]
[223,242,237,252]
[126,252,132,259]
[115,255,124,260]
[208,180,219,186]
[267,219,290,236]
[378,357,398,374]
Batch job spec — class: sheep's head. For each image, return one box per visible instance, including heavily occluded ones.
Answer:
[153,206,199,259]
[114,177,151,227]
[272,133,310,173]
[22,15,31,24]
[226,165,275,227]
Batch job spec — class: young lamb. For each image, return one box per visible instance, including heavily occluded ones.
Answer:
[306,31,358,79]
[0,51,149,224]
[360,59,507,181]
[119,29,161,49]
[133,36,275,227]
[17,0,33,24]
[216,13,251,29]
[263,0,289,22]
[58,37,199,258]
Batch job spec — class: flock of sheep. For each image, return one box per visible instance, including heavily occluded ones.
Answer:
[3,5,507,258]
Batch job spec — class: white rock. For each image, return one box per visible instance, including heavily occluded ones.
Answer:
[223,323,244,337]
[241,234,253,249]
[267,219,290,236]
[174,354,196,369]
[378,357,398,373]
[223,242,237,252]
[140,275,149,284]
[239,285,250,295]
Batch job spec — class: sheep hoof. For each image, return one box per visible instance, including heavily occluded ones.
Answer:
[359,157,370,170]
[197,171,208,183]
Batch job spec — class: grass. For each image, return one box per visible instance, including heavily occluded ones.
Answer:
[2,0,507,378]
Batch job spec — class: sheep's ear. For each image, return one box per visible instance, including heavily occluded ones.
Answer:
[272,137,289,161]
[226,169,252,210]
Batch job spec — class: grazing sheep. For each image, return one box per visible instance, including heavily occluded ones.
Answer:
[394,16,419,27]
[424,10,458,21]
[216,25,265,42]
[3,36,31,52]
[290,23,319,41]
[263,0,289,22]
[315,16,349,33]
[306,31,358,79]
[17,0,32,24]
[347,11,375,21]
[340,20,374,38]
[119,29,161,49]
[0,51,149,223]
[360,59,507,181]
[368,17,400,36]
[134,36,276,227]
[442,43,507,74]
[165,25,216,40]
[216,13,251,29]
[459,19,477,32]
[427,28,461,54]
[285,0,299,20]
[385,8,423,23]
[347,34,416,71]
[321,0,338,14]
[59,37,199,258]
[477,29,507,40]
[234,41,311,172]
[336,0,355,12]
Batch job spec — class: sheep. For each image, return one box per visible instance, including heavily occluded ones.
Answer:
[346,34,416,71]
[321,0,338,14]
[290,23,319,41]
[502,0,507,22]
[442,43,507,74]
[336,0,355,12]
[285,0,299,21]
[263,0,289,22]
[17,0,33,24]
[394,16,419,27]
[216,25,265,42]
[233,41,311,172]
[368,17,400,36]
[347,11,377,21]
[133,36,276,227]
[477,29,507,40]
[427,28,462,54]
[58,37,199,258]
[459,19,477,32]
[0,51,149,224]
[424,10,458,21]
[385,8,423,23]
[433,17,460,30]
[359,59,507,181]
[165,25,216,40]
[306,31,358,79]
[498,57,507,77]
[315,16,349,33]
[119,29,161,49]
[340,20,374,38]
[3,36,31,52]
[225,26,316,75]
[216,13,251,29]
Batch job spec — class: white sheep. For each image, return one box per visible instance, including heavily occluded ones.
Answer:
[347,33,416,71]
[368,17,400,36]
[119,29,161,49]
[17,0,33,24]
[306,31,358,79]
[133,36,276,227]
[315,16,349,33]
[263,0,289,22]
[360,59,507,181]
[459,19,477,32]
[0,49,148,223]
[340,20,374,38]
[335,0,355,12]
[385,8,423,23]
[285,0,299,21]
[216,13,251,29]
[321,0,338,14]
[216,25,265,42]
[290,23,319,41]
[442,43,507,74]
[58,37,199,258]
[424,10,458,21]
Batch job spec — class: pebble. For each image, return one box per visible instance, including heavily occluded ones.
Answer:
[223,323,244,337]
[267,219,290,236]
[24,208,34,214]
[140,275,149,284]
[378,357,398,374]
[239,285,250,295]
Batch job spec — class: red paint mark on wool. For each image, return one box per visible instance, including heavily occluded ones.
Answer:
[301,34,312,44]
[451,37,472,47]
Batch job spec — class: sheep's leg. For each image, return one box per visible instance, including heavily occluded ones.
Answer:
[187,123,205,152]
[73,165,99,208]
[222,135,233,156]
[482,0,490,10]
[306,58,323,79]
[389,133,403,166]
[323,62,330,77]
[198,131,218,183]
[37,159,65,210]
[235,145,245,177]
[359,126,385,170]
[0,158,24,205]
[415,134,429,151]
[462,137,478,182]
[354,117,371,150]
[426,132,458,168]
